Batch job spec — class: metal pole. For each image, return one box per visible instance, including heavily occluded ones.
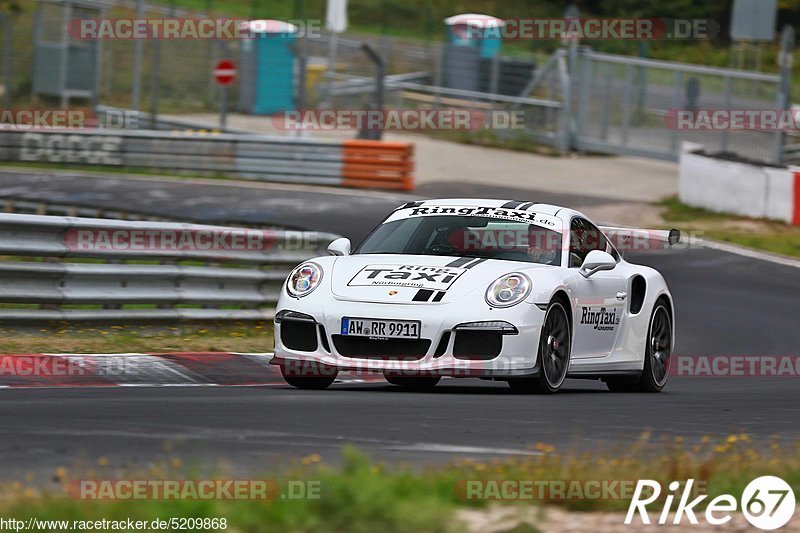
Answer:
[31,2,42,102]
[219,42,229,131]
[358,42,384,140]
[669,70,682,155]
[149,0,173,128]
[149,9,163,127]
[206,0,215,106]
[131,0,145,111]
[558,50,573,153]
[92,7,103,112]
[59,3,72,108]
[1,13,11,111]
[433,43,443,110]
[600,63,611,141]
[620,64,633,147]
[720,76,732,153]
[576,47,591,140]
[296,41,307,110]
[324,31,338,108]
[489,53,500,103]
[773,26,794,166]
[220,86,227,130]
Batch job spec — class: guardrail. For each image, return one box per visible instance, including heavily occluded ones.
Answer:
[94,105,247,134]
[0,129,415,191]
[0,213,340,323]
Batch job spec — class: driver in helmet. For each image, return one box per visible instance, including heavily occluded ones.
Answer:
[527,225,558,265]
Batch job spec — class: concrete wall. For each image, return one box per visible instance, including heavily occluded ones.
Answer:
[679,142,799,225]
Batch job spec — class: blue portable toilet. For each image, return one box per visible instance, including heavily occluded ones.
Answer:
[443,14,503,91]
[238,20,298,115]
[445,14,503,58]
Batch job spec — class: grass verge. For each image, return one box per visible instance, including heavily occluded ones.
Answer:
[659,197,800,258]
[1,437,798,532]
[0,322,273,353]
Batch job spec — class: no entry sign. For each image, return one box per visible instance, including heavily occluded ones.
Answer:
[213,59,237,86]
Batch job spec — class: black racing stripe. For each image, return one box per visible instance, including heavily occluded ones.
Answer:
[432,291,445,302]
[501,201,524,209]
[445,257,473,267]
[413,289,434,302]
[463,258,488,269]
[517,201,537,210]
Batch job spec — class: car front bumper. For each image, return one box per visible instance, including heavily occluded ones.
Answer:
[271,298,545,378]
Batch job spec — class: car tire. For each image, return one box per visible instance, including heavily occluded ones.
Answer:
[385,374,441,391]
[605,300,672,393]
[280,364,338,390]
[508,299,571,394]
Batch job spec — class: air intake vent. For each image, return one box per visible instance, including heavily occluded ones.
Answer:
[280,320,318,352]
[453,330,502,360]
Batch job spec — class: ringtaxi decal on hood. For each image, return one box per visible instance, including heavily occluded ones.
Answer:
[347,264,467,290]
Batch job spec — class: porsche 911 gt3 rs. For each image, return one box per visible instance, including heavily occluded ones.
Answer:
[271,199,679,393]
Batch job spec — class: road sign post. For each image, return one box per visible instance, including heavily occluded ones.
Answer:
[213,58,237,131]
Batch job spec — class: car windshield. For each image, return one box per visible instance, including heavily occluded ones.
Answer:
[355,215,562,266]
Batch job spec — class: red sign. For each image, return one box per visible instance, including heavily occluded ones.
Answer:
[213,59,237,86]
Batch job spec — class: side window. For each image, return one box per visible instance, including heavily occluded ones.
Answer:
[569,218,609,267]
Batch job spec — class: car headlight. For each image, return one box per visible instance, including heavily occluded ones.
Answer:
[286,262,323,298]
[485,273,532,308]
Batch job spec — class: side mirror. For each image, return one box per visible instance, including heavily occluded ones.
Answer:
[580,250,616,278]
[668,228,681,246]
[327,237,351,256]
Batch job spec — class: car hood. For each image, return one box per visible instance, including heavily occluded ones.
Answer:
[330,254,550,304]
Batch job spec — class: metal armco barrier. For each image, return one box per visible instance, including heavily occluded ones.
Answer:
[0,129,415,191]
[0,213,340,323]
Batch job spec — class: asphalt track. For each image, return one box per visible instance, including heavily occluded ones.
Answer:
[0,169,798,477]
[0,170,635,243]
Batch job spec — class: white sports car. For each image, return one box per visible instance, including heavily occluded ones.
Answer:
[271,199,678,393]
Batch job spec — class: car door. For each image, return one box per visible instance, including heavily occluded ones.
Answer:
[565,218,628,359]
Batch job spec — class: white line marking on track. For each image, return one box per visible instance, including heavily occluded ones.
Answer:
[604,218,800,270]
[389,443,542,456]
[701,238,800,269]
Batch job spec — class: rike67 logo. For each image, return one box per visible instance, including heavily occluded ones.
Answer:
[626,476,796,530]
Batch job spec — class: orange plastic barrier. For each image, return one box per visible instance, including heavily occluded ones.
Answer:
[342,140,414,191]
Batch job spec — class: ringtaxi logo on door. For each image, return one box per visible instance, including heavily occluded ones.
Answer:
[626,476,795,530]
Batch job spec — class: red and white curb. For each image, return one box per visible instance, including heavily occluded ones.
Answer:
[0,352,384,389]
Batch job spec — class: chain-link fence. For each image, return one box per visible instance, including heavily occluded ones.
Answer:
[1,0,231,114]
[0,0,794,166]
[573,48,786,165]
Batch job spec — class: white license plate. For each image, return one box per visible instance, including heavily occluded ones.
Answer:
[341,317,420,339]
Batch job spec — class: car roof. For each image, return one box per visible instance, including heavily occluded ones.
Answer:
[401,198,585,220]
